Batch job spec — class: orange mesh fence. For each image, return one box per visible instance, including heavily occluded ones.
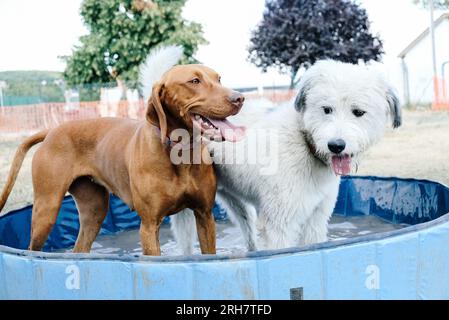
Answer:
[0,90,296,138]
[244,89,297,104]
[0,100,147,137]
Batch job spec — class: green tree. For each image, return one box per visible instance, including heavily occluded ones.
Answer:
[0,71,65,105]
[62,0,206,89]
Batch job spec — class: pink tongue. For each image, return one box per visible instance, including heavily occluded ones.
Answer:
[208,118,246,142]
[331,155,352,176]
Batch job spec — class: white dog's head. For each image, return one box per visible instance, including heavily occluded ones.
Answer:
[295,60,401,176]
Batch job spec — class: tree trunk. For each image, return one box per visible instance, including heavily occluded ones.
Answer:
[290,69,298,89]
[116,77,127,101]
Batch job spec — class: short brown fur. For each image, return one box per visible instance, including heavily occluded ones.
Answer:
[0,64,243,255]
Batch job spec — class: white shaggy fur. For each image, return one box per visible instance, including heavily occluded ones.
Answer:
[171,60,401,253]
[139,45,184,102]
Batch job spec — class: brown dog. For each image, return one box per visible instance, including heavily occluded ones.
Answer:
[0,64,245,256]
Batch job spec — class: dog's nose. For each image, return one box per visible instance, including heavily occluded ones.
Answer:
[328,139,346,154]
[229,91,245,109]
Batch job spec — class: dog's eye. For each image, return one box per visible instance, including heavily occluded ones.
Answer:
[189,78,201,84]
[352,109,366,117]
[322,106,333,115]
[218,77,221,83]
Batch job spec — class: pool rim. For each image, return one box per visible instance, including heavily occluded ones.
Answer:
[1,175,448,263]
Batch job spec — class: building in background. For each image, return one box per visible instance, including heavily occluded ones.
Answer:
[398,13,449,108]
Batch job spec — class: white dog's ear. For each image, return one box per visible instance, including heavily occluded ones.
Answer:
[294,79,312,112]
[386,88,401,129]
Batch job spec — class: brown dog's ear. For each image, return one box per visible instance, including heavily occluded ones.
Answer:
[147,82,167,144]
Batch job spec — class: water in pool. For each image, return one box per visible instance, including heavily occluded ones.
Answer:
[64,214,408,256]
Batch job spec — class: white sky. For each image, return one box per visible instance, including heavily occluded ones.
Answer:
[0,0,446,88]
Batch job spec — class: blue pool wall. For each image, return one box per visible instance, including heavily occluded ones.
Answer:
[0,176,449,299]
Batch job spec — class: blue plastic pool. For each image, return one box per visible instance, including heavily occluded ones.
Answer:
[1,176,449,299]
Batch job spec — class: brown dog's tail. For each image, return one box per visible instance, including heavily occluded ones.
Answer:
[0,130,49,213]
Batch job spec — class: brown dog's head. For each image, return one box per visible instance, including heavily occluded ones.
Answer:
[146,64,245,143]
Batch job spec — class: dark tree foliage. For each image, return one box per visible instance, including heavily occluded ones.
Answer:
[248,0,384,87]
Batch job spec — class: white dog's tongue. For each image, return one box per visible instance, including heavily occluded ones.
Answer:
[208,118,246,142]
[331,155,351,176]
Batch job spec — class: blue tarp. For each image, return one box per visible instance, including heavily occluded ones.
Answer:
[1,176,448,252]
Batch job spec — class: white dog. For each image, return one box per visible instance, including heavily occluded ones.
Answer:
[171,60,401,253]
